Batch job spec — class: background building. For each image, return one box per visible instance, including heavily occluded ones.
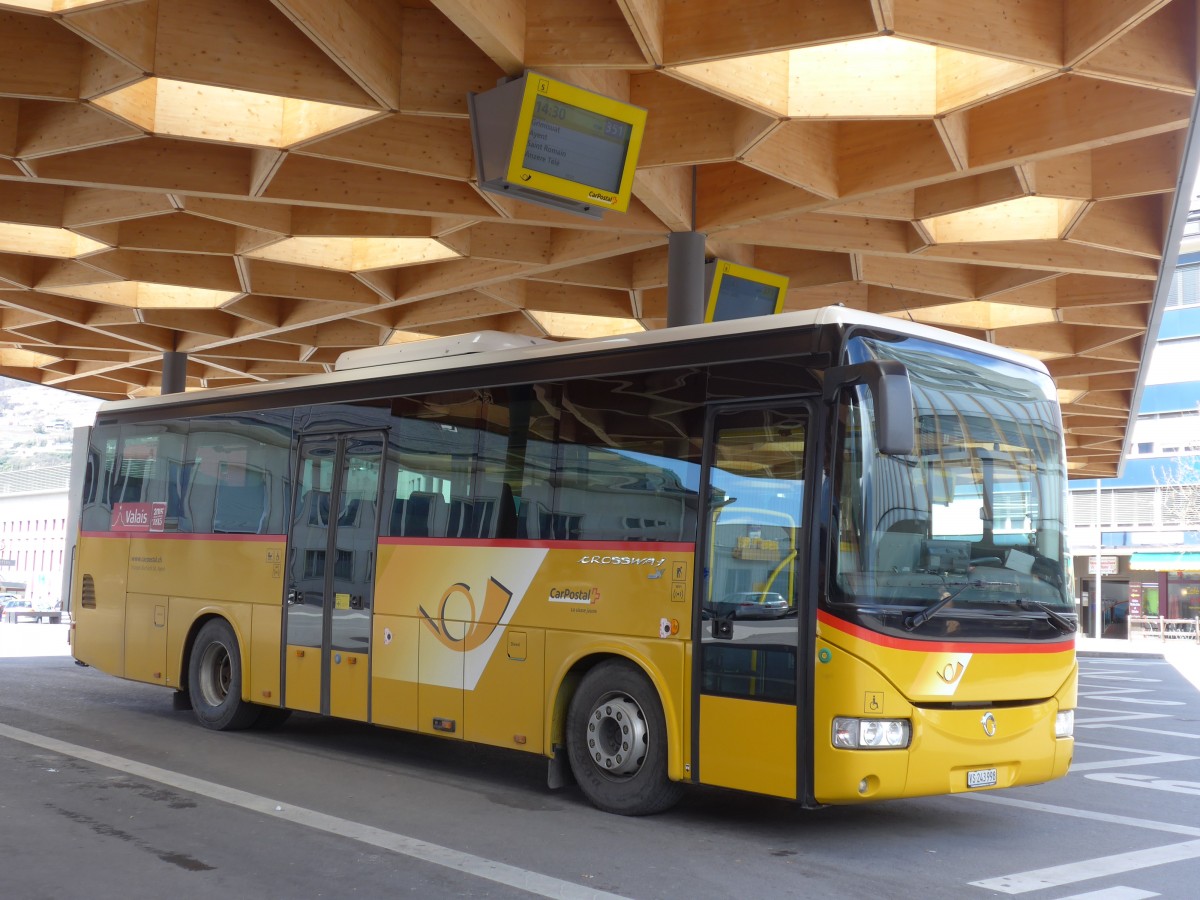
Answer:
[1070,208,1200,634]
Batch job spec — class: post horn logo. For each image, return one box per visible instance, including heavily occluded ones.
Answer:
[981,712,997,737]
[420,577,513,652]
[936,660,966,686]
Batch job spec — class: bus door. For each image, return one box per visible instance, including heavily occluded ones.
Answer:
[695,403,809,800]
[284,431,385,721]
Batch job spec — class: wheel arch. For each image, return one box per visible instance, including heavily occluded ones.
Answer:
[177,609,251,700]
[547,644,686,783]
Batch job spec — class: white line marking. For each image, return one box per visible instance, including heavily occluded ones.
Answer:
[957,793,1200,837]
[1075,708,1170,725]
[1086,773,1200,796]
[969,838,1200,894]
[1084,675,1163,683]
[1054,888,1157,899]
[0,723,629,900]
[1069,742,1197,772]
[1077,724,1200,740]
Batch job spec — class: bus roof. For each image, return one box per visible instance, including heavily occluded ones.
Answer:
[95,306,1050,417]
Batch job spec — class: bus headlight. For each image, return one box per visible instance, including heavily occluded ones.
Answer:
[1055,709,1074,739]
[833,717,911,749]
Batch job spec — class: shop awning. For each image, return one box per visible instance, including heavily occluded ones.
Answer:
[1129,552,1200,572]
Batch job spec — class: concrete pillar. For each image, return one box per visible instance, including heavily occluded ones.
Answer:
[666,230,707,327]
[162,351,187,395]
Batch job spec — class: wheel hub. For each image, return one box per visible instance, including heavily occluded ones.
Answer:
[586,693,647,777]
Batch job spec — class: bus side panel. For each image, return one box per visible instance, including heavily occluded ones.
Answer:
[464,626,545,752]
[123,592,167,685]
[698,694,796,798]
[250,603,282,707]
[370,614,419,730]
[72,534,128,675]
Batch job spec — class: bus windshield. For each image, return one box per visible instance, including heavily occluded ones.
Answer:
[832,334,1073,622]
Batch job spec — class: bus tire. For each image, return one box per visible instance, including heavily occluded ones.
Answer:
[566,660,683,816]
[188,619,260,731]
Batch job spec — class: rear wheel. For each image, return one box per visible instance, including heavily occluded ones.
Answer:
[188,619,260,730]
[566,660,683,815]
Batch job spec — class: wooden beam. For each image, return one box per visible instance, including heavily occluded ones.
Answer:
[527,0,649,69]
[154,0,375,107]
[714,212,913,256]
[1056,273,1155,307]
[838,120,957,196]
[695,162,825,231]
[31,137,252,196]
[297,114,474,180]
[262,153,495,217]
[966,75,1191,169]
[1064,0,1172,66]
[617,0,665,66]
[921,239,1161,279]
[1091,130,1185,199]
[741,120,839,198]
[244,258,383,305]
[0,11,83,101]
[428,0,525,75]
[1068,195,1166,258]
[270,0,404,109]
[61,0,158,71]
[893,0,1063,66]
[399,7,506,117]
[913,167,1025,219]
[15,100,141,160]
[859,255,978,299]
[662,0,877,65]
[632,164,693,232]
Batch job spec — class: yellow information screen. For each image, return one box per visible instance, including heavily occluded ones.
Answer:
[508,74,646,212]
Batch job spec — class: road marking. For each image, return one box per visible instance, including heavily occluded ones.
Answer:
[1077,687,1182,706]
[1075,707,1170,725]
[1077,724,1200,740]
[958,793,1200,837]
[1082,674,1163,683]
[1055,888,1157,899]
[969,839,1200,894]
[1069,742,1197,772]
[0,722,630,900]
[1086,773,1200,796]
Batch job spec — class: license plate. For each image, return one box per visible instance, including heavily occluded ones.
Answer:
[967,767,998,788]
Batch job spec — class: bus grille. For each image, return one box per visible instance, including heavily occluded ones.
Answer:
[81,574,96,609]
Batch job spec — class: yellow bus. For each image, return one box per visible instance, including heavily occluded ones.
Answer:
[68,307,1076,815]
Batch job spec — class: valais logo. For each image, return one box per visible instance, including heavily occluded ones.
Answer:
[111,502,167,533]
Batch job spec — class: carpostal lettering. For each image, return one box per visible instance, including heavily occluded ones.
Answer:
[587,190,616,204]
[579,555,665,567]
[548,586,600,604]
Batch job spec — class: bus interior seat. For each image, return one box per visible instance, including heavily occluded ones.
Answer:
[390,491,446,537]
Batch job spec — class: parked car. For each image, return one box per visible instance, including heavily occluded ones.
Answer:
[707,591,791,620]
[1,598,63,624]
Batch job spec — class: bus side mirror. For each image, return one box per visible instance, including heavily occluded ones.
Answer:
[823,360,915,456]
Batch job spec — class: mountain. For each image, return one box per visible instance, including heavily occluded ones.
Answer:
[0,377,103,473]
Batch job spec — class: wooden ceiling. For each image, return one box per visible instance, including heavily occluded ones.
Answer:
[1,0,1197,477]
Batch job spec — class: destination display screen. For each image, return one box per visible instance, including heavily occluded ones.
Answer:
[521,96,633,194]
[710,274,783,322]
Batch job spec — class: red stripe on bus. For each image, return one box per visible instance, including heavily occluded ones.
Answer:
[817,609,1074,655]
[80,531,285,542]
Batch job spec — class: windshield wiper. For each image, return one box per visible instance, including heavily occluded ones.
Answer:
[904,579,982,631]
[1016,598,1077,634]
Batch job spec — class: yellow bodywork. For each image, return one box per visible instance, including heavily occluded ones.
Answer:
[72,531,1074,806]
[812,613,1076,803]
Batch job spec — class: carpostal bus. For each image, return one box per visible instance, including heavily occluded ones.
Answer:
[67,307,1076,815]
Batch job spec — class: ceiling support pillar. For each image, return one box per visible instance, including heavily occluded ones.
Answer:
[162,352,187,395]
[667,231,707,328]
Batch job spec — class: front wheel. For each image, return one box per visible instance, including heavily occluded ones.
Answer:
[188,618,260,730]
[566,661,683,815]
